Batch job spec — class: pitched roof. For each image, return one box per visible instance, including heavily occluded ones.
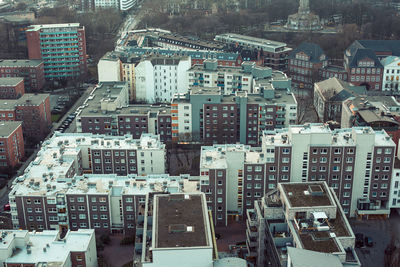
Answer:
[315,77,366,102]
[357,40,400,56]
[347,48,383,68]
[288,42,326,63]
[380,56,400,67]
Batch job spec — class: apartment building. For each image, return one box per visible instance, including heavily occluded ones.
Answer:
[155,32,226,51]
[26,23,87,80]
[36,132,166,176]
[0,59,45,91]
[135,192,247,267]
[135,55,190,103]
[9,174,199,234]
[0,77,25,99]
[172,85,297,144]
[94,0,119,9]
[0,229,97,267]
[118,46,258,66]
[246,182,360,267]
[381,56,400,91]
[262,124,395,218]
[0,93,51,142]
[76,82,172,142]
[214,33,292,71]
[97,52,123,83]
[0,121,24,169]
[313,77,366,123]
[80,0,95,12]
[288,42,328,90]
[319,65,348,83]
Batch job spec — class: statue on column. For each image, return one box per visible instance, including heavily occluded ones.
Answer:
[298,0,310,14]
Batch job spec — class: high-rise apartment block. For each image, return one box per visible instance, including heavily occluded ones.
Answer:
[0,121,24,169]
[0,77,25,99]
[246,182,360,267]
[0,93,51,142]
[26,23,87,80]
[0,59,45,91]
[135,55,190,103]
[262,124,395,218]
[0,229,98,267]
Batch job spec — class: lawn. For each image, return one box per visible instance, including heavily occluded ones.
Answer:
[51,114,61,122]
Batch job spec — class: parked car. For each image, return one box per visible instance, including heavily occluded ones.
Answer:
[3,203,10,211]
[365,236,373,247]
[355,233,364,248]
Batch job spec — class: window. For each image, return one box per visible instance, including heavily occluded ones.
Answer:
[35,208,42,213]
[217,171,223,177]
[77,197,84,203]
[126,197,133,203]
[282,148,290,154]
[217,198,223,203]
[92,206,97,211]
[385,148,392,154]
[47,198,56,204]
[100,206,107,211]
[268,184,275,189]
[99,197,106,202]
[347,148,354,154]
[91,197,96,203]
[78,206,85,211]
[343,192,350,197]
[93,214,98,220]
[79,214,86,219]
[126,206,133,211]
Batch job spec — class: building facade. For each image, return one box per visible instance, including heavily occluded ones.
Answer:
[0,229,97,267]
[135,55,190,103]
[214,33,292,71]
[0,59,45,92]
[288,42,327,90]
[172,85,297,144]
[0,77,25,99]
[381,56,400,91]
[26,23,87,80]
[0,94,51,142]
[0,121,24,169]
[313,77,366,123]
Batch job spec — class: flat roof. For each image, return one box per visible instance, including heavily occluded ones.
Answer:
[0,77,23,86]
[215,33,287,48]
[4,229,94,264]
[155,194,208,248]
[0,59,43,68]
[0,121,21,137]
[27,23,81,31]
[281,183,333,207]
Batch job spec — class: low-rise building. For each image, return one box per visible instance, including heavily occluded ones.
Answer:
[288,42,328,90]
[0,93,51,142]
[0,77,25,99]
[0,229,97,267]
[0,121,24,169]
[246,182,360,267]
[314,77,366,123]
[214,33,292,71]
[0,59,45,92]
[319,65,348,82]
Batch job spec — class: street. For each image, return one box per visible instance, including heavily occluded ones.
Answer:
[0,85,95,212]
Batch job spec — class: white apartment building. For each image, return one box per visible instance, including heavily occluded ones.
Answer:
[390,168,400,210]
[381,56,400,91]
[97,53,122,83]
[120,0,135,10]
[135,56,190,103]
[262,124,395,218]
[0,229,97,267]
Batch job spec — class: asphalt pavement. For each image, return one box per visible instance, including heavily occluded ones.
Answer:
[0,85,95,211]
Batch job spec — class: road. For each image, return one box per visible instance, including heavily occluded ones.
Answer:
[0,85,95,211]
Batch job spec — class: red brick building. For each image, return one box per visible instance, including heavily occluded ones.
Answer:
[0,94,51,142]
[0,59,45,92]
[0,121,24,169]
[0,77,25,99]
[26,23,87,80]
